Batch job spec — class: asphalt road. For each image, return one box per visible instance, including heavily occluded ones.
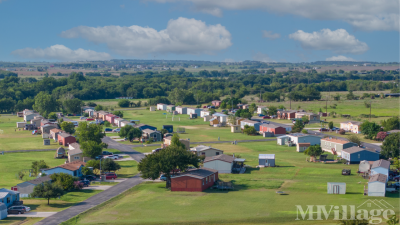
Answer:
[102,136,146,162]
[34,174,144,225]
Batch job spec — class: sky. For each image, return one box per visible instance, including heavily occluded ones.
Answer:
[0,0,399,63]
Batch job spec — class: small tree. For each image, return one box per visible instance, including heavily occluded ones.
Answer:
[48,112,58,120]
[94,105,103,111]
[268,106,278,116]
[81,166,94,176]
[248,103,257,114]
[171,133,186,149]
[113,111,124,118]
[118,99,130,108]
[339,129,346,135]
[18,171,25,180]
[103,121,111,127]
[138,145,200,188]
[60,121,75,134]
[328,121,334,130]
[302,116,309,124]
[228,115,237,125]
[243,125,257,135]
[31,160,49,176]
[86,101,97,107]
[101,158,121,173]
[387,215,399,225]
[160,129,168,136]
[348,134,362,146]
[50,173,77,191]
[376,131,388,141]
[392,158,400,171]
[119,125,142,142]
[304,145,323,162]
[381,133,400,159]
[86,160,100,174]
[292,120,304,133]
[31,182,64,205]
[302,129,308,134]
[209,108,216,115]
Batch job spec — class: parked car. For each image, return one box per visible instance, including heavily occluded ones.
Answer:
[81,180,90,187]
[80,117,87,120]
[221,110,227,112]
[258,114,265,117]
[82,175,97,181]
[71,121,79,126]
[342,169,351,175]
[331,127,340,131]
[105,172,118,180]
[152,148,162,154]
[104,128,113,132]
[262,116,271,119]
[102,151,113,155]
[159,174,167,181]
[104,155,118,160]
[86,118,94,121]
[203,106,207,108]
[113,128,121,133]
[319,128,329,132]
[95,155,103,160]
[21,206,31,212]
[8,206,26,214]
[113,154,124,159]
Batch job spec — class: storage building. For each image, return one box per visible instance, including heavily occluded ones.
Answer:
[358,160,371,173]
[259,154,275,167]
[176,106,187,115]
[157,103,167,111]
[203,154,234,174]
[327,182,346,194]
[171,168,218,192]
[297,143,310,152]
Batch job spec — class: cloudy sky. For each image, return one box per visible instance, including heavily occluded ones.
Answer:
[1,0,399,62]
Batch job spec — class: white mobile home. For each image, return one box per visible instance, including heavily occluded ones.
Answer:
[368,174,387,197]
[203,154,234,174]
[157,103,167,111]
[370,159,390,181]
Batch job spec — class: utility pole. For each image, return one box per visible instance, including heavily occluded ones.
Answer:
[370,101,372,122]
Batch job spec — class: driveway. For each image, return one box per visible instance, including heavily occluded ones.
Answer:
[83,185,112,191]
[9,212,57,218]
[102,136,146,162]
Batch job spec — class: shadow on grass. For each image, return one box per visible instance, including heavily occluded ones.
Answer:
[346,192,363,195]
[0,217,26,224]
[244,167,260,174]
[27,202,77,210]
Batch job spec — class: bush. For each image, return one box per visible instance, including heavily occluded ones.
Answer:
[302,129,308,134]
[118,99,130,108]
[73,181,83,190]
[339,129,346,135]
[103,121,111,127]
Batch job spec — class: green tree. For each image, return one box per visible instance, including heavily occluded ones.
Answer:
[243,125,257,135]
[63,98,84,114]
[94,105,104,111]
[31,182,64,205]
[220,101,227,109]
[75,122,105,144]
[381,133,400,159]
[304,145,323,162]
[360,121,381,139]
[348,134,362,146]
[209,108,216,115]
[138,145,200,188]
[302,116,310,124]
[48,112,58,120]
[81,166,94,176]
[31,160,49,176]
[228,115,237,125]
[171,133,185,149]
[387,215,399,225]
[160,129,168,136]
[328,121,334,130]
[248,103,257,114]
[119,125,142,142]
[81,140,104,158]
[292,120,304,133]
[302,129,308,134]
[50,173,77,191]
[392,158,400,171]
[86,160,100,174]
[113,111,123,118]
[60,121,75,134]
[101,158,121,173]
[86,102,97,107]
[346,91,356,100]
[268,106,278,116]
[381,117,400,131]
[33,91,58,118]
[118,99,130,108]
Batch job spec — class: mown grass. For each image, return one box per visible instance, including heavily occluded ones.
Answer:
[0,115,60,151]
[61,142,399,225]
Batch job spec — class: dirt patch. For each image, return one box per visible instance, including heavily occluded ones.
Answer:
[179,126,199,130]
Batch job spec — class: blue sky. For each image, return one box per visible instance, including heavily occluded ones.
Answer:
[1,0,399,62]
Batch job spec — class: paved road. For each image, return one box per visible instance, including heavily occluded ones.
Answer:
[35,174,144,225]
[9,212,57,218]
[102,136,145,162]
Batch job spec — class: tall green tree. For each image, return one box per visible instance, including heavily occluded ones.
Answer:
[360,121,381,140]
[348,134,362,146]
[60,121,75,134]
[81,140,104,158]
[94,105,104,111]
[171,133,186,149]
[138,145,200,188]
[381,117,400,131]
[248,103,257,114]
[86,160,100,174]
[292,120,304,133]
[63,98,84,114]
[381,133,400,159]
[31,182,64,205]
[50,173,77,191]
[75,122,105,144]
[118,99,130,108]
[268,106,278,116]
[328,121,334,130]
[48,112,58,120]
[31,160,49,176]
[101,158,121,173]
[119,125,142,142]
[33,91,58,118]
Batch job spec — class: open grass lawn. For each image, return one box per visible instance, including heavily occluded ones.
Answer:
[0,217,43,225]
[0,115,61,151]
[62,142,399,225]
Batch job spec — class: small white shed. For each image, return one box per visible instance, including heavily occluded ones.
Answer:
[259,154,275,167]
[203,154,234,174]
[327,182,346,194]
[149,106,156,111]
[16,122,27,128]
[368,174,387,197]
[358,160,371,173]
[0,203,6,220]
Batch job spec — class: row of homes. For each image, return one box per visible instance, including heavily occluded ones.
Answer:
[358,159,391,197]
[277,110,321,123]
[157,104,204,118]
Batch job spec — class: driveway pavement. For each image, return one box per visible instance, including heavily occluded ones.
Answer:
[9,212,57,218]
[83,185,112,191]
[102,136,146,162]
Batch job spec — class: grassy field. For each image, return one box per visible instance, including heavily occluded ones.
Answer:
[0,115,61,151]
[0,217,43,225]
[61,142,399,225]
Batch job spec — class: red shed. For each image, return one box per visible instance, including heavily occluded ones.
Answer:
[58,133,77,147]
[259,124,286,135]
[171,168,218,192]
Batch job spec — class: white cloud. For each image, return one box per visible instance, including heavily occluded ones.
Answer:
[60,17,232,57]
[289,29,369,54]
[326,55,356,61]
[262,30,280,40]
[149,0,399,31]
[252,52,275,62]
[11,45,111,61]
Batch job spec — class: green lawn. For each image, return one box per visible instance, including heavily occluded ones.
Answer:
[0,217,43,225]
[61,142,400,225]
[0,115,60,151]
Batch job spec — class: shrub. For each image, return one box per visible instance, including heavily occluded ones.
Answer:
[339,129,346,135]
[376,132,388,141]
[118,99,130,108]
[73,181,83,190]
[302,129,308,134]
